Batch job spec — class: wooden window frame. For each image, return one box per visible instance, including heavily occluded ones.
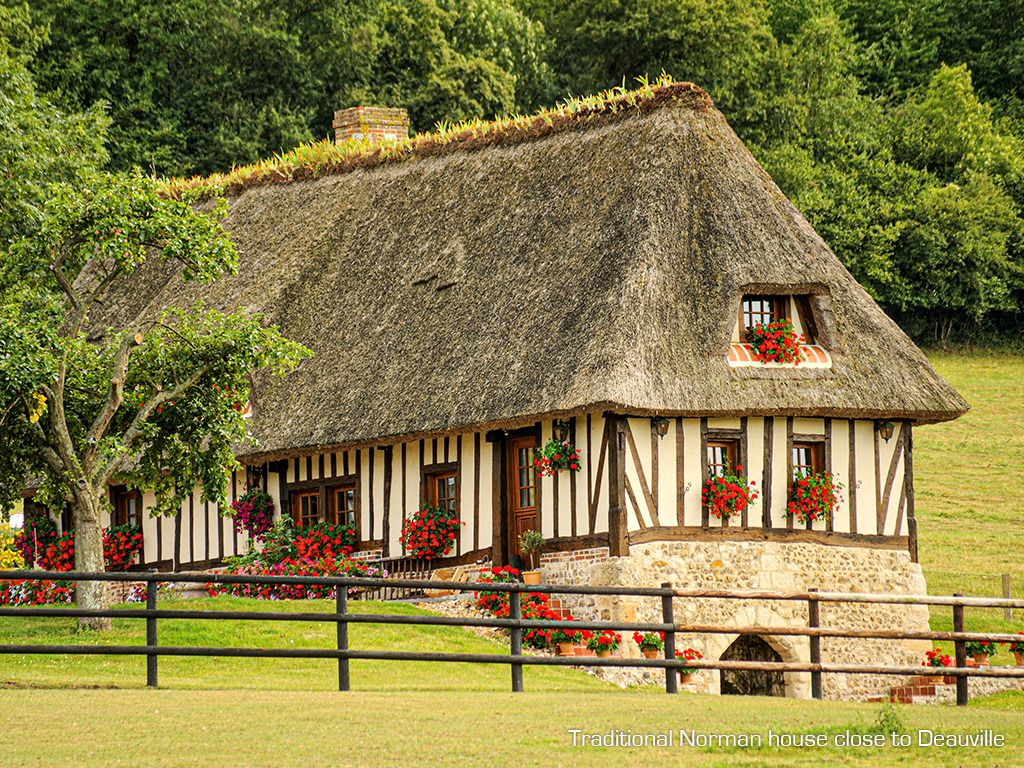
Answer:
[740,295,786,337]
[111,486,142,529]
[291,488,321,527]
[328,482,359,536]
[706,439,739,478]
[425,467,458,516]
[790,441,825,482]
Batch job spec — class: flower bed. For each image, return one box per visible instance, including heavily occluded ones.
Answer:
[0,578,73,606]
[207,557,386,600]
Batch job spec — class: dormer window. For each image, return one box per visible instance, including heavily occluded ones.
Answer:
[729,292,832,369]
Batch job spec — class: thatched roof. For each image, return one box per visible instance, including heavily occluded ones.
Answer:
[95,83,968,461]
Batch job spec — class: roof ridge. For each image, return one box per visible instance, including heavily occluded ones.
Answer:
[164,76,712,203]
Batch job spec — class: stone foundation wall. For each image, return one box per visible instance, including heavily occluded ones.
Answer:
[542,540,931,700]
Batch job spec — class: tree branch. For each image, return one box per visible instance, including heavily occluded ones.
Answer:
[93,362,211,488]
[82,328,144,471]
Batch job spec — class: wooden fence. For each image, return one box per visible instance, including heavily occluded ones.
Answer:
[2,569,1024,705]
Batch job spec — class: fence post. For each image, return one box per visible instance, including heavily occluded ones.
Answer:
[1003,574,1013,622]
[510,588,524,693]
[953,594,968,707]
[808,589,822,700]
[146,577,158,689]
[662,582,677,694]
[337,587,350,692]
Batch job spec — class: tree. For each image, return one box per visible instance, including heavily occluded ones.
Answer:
[0,172,311,629]
[0,3,108,251]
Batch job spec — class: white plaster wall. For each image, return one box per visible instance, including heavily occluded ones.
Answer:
[854,421,878,534]
[745,417,765,526]
[831,420,852,534]
[680,419,701,526]
[588,415,610,535]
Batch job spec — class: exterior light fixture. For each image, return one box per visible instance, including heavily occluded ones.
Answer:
[878,421,895,442]
[653,417,670,438]
[553,420,570,442]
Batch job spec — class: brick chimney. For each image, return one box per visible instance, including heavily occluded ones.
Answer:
[333,106,410,145]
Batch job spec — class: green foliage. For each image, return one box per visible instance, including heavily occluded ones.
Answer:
[522,0,774,113]
[0,167,311,580]
[0,4,108,252]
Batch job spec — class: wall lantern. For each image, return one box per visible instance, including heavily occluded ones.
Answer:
[652,417,670,438]
[878,421,896,442]
[553,420,570,442]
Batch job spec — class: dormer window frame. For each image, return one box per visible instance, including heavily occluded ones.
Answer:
[739,294,817,346]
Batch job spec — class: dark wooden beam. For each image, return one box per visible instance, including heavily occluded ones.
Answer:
[382,446,393,558]
[762,416,773,530]
[628,525,909,550]
[608,416,628,556]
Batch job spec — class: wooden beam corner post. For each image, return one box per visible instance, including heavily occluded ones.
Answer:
[607,415,628,557]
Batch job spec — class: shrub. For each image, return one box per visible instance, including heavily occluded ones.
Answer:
[1,524,25,570]
[474,566,520,614]
[207,557,386,600]
[33,525,143,572]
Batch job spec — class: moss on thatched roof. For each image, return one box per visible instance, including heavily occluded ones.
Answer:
[97,80,967,461]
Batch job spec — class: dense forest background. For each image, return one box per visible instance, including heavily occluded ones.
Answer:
[3,0,1022,345]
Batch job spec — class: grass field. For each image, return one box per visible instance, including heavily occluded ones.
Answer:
[914,352,1024,613]
[1,350,1022,767]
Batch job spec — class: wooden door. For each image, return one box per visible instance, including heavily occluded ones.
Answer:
[507,436,538,557]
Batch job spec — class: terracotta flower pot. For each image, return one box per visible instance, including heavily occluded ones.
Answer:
[972,652,990,666]
[642,648,659,659]
[679,672,693,684]
[522,570,542,585]
[1014,651,1024,667]
[558,642,574,656]
[597,651,611,658]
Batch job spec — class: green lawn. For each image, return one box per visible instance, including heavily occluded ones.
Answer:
[0,597,609,692]
[1,688,1021,768]
[914,351,1024,624]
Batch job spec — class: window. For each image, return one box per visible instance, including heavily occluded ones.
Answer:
[292,489,320,526]
[740,295,785,335]
[791,442,824,479]
[330,485,357,531]
[426,469,458,515]
[112,487,141,528]
[707,440,738,477]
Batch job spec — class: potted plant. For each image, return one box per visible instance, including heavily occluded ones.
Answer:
[549,625,582,656]
[965,640,998,665]
[633,630,664,659]
[678,647,703,683]
[518,530,545,584]
[702,466,758,521]
[534,439,581,477]
[746,318,804,365]
[587,630,622,658]
[787,472,843,525]
[1010,634,1024,667]
[922,648,954,685]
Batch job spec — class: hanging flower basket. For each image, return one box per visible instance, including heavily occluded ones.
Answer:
[534,439,581,477]
[747,319,804,365]
[787,472,843,524]
[230,488,276,542]
[702,467,758,520]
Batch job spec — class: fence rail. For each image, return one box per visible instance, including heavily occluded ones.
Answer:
[2,570,1023,704]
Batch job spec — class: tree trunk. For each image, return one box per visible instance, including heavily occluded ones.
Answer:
[72,489,111,631]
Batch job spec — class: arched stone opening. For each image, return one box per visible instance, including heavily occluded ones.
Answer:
[720,635,786,697]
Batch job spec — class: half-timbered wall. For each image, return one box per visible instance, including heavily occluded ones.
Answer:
[620,416,913,540]
[260,412,913,566]
[98,466,249,570]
